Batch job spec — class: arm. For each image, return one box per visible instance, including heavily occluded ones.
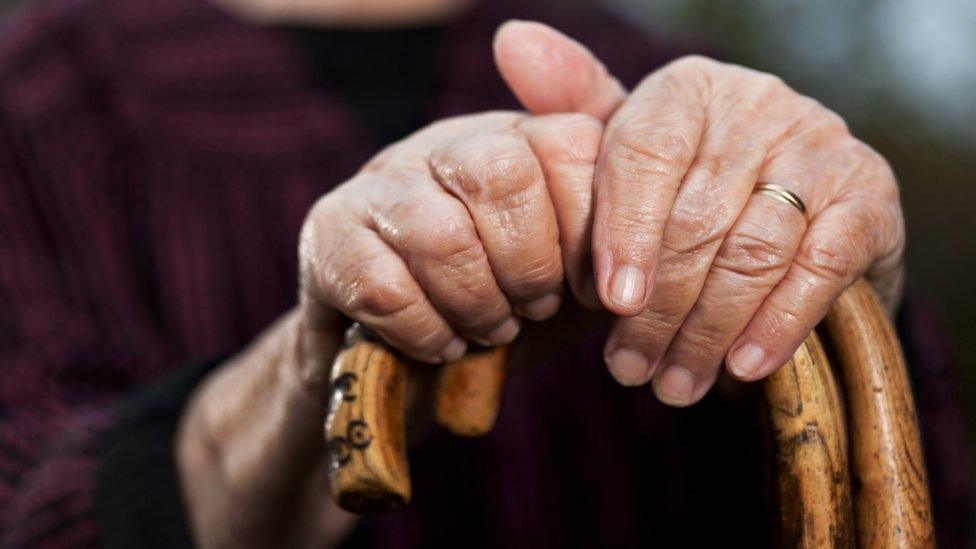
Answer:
[176,111,607,547]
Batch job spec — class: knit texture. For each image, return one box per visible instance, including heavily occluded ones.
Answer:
[0,0,969,546]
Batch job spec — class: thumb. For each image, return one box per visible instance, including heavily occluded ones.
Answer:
[493,20,627,121]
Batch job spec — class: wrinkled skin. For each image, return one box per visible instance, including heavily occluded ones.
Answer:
[299,111,604,364]
[177,20,904,548]
[494,22,904,405]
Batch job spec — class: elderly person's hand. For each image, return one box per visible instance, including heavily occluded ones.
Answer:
[177,110,603,548]
[297,111,604,364]
[495,22,906,406]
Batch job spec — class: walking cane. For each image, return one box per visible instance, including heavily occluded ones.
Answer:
[324,279,935,547]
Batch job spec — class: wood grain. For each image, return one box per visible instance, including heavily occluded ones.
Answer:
[435,345,510,436]
[324,324,410,513]
[824,279,934,548]
[324,278,936,538]
[765,330,854,548]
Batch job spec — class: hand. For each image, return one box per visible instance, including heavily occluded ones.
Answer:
[495,22,906,406]
[176,110,604,547]
[298,111,604,366]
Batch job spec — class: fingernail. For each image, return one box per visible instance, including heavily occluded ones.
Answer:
[729,343,765,379]
[486,317,520,345]
[609,265,646,310]
[606,348,651,386]
[654,366,695,407]
[441,338,467,362]
[519,293,561,321]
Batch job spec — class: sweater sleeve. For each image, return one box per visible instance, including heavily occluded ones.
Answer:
[0,111,111,547]
[0,6,202,544]
[0,103,218,547]
[94,358,222,549]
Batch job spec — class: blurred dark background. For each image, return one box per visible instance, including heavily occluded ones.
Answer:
[3,0,973,520]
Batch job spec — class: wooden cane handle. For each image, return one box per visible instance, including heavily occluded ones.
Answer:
[765,330,854,547]
[823,279,934,548]
[328,280,936,535]
[325,324,410,512]
[765,279,934,547]
[325,324,510,512]
[434,345,510,436]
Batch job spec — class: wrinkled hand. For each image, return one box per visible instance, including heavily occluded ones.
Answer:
[298,111,603,369]
[178,110,604,548]
[495,22,905,406]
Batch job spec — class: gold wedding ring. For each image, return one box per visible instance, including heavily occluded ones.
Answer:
[753,182,807,217]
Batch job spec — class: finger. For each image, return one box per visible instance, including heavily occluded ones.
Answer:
[517,113,603,307]
[303,202,466,364]
[367,173,520,346]
[493,20,626,121]
[429,119,564,321]
[651,193,807,404]
[640,110,856,402]
[724,137,902,382]
[601,66,813,384]
[727,190,897,382]
[592,57,711,315]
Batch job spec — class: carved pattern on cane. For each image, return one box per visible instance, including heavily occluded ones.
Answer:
[326,373,373,474]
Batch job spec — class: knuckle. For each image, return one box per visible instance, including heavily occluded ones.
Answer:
[842,142,900,208]
[757,300,804,342]
[604,208,665,262]
[752,71,788,95]
[865,148,900,198]
[434,272,511,328]
[408,323,451,356]
[548,113,603,166]
[605,201,655,231]
[787,99,849,142]
[631,302,687,339]
[729,70,792,112]
[715,229,792,282]
[607,126,695,181]
[460,299,511,330]
[668,206,716,242]
[662,202,732,256]
[668,54,720,76]
[416,210,484,264]
[812,106,850,135]
[877,168,900,205]
[796,236,857,281]
[339,259,418,319]
[430,130,541,205]
[506,253,563,297]
[676,322,729,360]
[612,315,671,360]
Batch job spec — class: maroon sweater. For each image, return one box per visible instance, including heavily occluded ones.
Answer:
[0,0,971,547]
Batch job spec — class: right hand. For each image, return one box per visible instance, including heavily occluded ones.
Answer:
[177,110,604,548]
[300,111,604,363]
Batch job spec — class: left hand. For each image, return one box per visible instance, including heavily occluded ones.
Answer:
[494,22,905,406]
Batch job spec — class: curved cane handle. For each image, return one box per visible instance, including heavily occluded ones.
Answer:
[325,324,411,512]
[824,279,934,548]
[328,279,936,540]
[434,344,510,436]
[765,330,854,547]
[765,279,934,547]
[325,325,509,512]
